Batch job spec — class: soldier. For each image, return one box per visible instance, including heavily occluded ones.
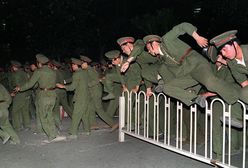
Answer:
[102,50,127,100]
[56,58,90,139]
[52,60,72,130]
[14,54,66,143]
[28,62,42,132]
[0,83,20,144]
[9,60,31,131]
[142,22,241,107]
[201,54,242,159]
[116,37,161,96]
[80,55,119,131]
[209,30,248,104]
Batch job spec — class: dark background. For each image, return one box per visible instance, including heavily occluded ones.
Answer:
[0,0,248,66]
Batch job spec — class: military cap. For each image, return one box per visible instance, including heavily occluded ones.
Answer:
[117,37,135,46]
[143,35,161,44]
[71,58,82,65]
[210,30,238,49]
[80,55,92,63]
[36,53,49,64]
[104,50,121,60]
[10,60,22,67]
[52,60,62,67]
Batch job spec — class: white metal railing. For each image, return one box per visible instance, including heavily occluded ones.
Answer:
[119,91,247,168]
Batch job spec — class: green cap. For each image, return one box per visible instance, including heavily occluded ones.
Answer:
[10,60,22,67]
[80,55,92,63]
[71,58,82,65]
[143,35,161,44]
[210,30,238,49]
[52,60,62,67]
[36,53,49,64]
[206,45,218,63]
[104,50,120,60]
[117,37,135,46]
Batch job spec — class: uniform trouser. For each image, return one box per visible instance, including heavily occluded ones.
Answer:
[90,85,114,127]
[29,92,36,120]
[212,101,242,158]
[163,52,239,106]
[106,83,122,117]
[70,100,90,135]
[0,107,20,143]
[53,91,73,127]
[181,106,205,143]
[0,129,9,140]
[36,91,57,139]
[34,96,42,132]
[103,73,122,94]
[12,95,31,130]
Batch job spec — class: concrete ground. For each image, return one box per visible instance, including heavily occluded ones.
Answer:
[0,118,215,168]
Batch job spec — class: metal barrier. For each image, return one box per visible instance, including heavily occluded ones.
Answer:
[119,91,247,168]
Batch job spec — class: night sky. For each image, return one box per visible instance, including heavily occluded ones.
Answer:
[0,0,248,66]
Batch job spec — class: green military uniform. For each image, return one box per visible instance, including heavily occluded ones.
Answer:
[209,63,242,159]
[0,83,20,144]
[208,30,248,105]
[53,60,72,129]
[143,22,239,107]
[9,61,31,131]
[64,58,90,135]
[19,54,58,140]
[80,56,117,128]
[102,50,126,99]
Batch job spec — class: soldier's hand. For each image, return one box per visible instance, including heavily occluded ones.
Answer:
[146,87,153,97]
[122,85,128,92]
[10,92,16,97]
[56,83,65,89]
[14,86,20,92]
[131,85,139,93]
[121,62,130,72]
[192,31,208,48]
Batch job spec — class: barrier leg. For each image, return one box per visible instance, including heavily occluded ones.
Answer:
[119,96,125,142]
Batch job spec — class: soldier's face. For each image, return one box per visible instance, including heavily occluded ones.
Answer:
[71,63,78,71]
[112,57,120,65]
[220,43,236,60]
[30,64,37,71]
[81,62,88,69]
[121,43,133,55]
[146,42,158,56]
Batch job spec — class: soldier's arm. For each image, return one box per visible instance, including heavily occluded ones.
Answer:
[0,84,12,105]
[121,40,145,72]
[228,62,248,86]
[164,22,197,41]
[65,73,78,91]
[20,70,40,91]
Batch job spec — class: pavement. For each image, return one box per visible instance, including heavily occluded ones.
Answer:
[0,117,216,168]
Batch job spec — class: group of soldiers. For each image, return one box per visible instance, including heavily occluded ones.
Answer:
[0,22,248,160]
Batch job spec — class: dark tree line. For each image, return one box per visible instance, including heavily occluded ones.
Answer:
[0,0,248,65]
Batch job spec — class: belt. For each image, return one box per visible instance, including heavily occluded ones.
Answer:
[179,48,193,64]
[0,100,5,103]
[40,87,56,91]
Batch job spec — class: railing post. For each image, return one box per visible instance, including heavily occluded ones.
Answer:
[119,96,125,142]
